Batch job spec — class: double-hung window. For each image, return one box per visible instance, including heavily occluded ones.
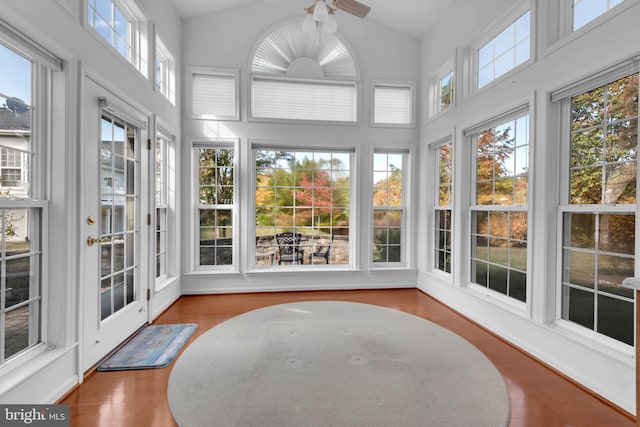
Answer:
[0,34,58,363]
[554,68,637,346]
[469,109,530,302]
[87,0,148,77]
[373,151,407,265]
[155,130,174,281]
[194,142,236,269]
[434,141,453,274]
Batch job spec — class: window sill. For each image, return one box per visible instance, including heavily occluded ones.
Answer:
[550,319,634,365]
[185,269,240,276]
[246,265,360,274]
[369,266,417,273]
[464,282,527,314]
[155,275,179,292]
[0,343,77,397]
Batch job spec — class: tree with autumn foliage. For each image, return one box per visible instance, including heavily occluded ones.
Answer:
[255,151,350,236]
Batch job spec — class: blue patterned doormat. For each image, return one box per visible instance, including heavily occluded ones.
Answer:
[97,323,198,371]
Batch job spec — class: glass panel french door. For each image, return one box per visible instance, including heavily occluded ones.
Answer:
[81,78,149,371]
[99,115,137,320]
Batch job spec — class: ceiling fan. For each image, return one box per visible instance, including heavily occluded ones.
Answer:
[331,0,371,19]
[301,0,370,35]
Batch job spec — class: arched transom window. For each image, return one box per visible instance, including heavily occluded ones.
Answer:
[250,23,359,122]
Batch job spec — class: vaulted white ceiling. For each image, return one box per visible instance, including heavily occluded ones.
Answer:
[168,0,452,39]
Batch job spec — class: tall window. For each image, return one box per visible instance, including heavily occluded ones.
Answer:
[255,149,351,267]
[155,131,174,280]
[87,0,148,77]
[470,112,529,302]
[573,0,624,31]
[373,151,406,264]
[0,42,45,363]
[560,72,637,346]
[478,10,530,88]
[434,142,453,273]
[155,36,175,105]
[195,144,235,269]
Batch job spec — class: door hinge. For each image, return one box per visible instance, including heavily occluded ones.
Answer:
[147,213,151,226]
[147,289,151,301]
[147,138,152,151]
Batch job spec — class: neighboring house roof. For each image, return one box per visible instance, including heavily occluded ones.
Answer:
[0,107,30,132]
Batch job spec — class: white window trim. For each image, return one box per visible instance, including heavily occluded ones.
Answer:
[84,0,150,78]
[543,0,637,57]
[552,62,638,350]
[370,79,416,128]
[468,0,533,95]
[191,139,239,273]
[249,142,357,272]
[0,30,58,373]
[154,124,176,290]
[154,34,176,105]
[570,0,627,33]
[429,59,455,119]
[429,135,454,278]
[187,66,240,121]
[370,148,412,269]
[248,73,360,126]
[464,104,532,308]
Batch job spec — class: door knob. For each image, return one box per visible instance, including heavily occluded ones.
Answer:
[87,236,110,246]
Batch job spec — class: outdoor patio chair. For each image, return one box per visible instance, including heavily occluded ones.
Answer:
[309,236,332,264]
[275,232,304,265]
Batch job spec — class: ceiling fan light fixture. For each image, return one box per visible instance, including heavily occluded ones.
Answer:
[312,0,329,22]
[324,13,337,33]
[302,13,317,33]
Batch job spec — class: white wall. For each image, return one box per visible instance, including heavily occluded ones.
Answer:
[180,3,421,293]
[0,0,182,403]
[419,0,640,414]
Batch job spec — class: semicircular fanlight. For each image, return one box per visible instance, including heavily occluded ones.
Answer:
[251,23,357,79]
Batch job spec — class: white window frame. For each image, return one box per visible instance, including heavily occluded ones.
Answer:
[431,137,454,276]
[372,149,409,267]
[0,23,59,369]
[371,80,415,128]
[552,57,640,350]
[154,35,175,105]
[154,127,176,288]
[249,74,359,125]
[188,67,240,121]
[470,1,533,93]
[465,105,531,308]
[251,144,355,271]
[571,0,625,32]
[191,139,238,272]
[430,59,455,118]
[85,0,149,78]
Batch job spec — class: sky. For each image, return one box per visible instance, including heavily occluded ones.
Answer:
[0,43,32,106]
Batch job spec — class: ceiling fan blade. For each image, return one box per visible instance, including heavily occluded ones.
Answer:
[335,0,371,18]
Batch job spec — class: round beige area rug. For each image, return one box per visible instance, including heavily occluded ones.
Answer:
[168,301,510,427]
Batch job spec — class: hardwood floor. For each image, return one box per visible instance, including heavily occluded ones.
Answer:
[60,289,635,426]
